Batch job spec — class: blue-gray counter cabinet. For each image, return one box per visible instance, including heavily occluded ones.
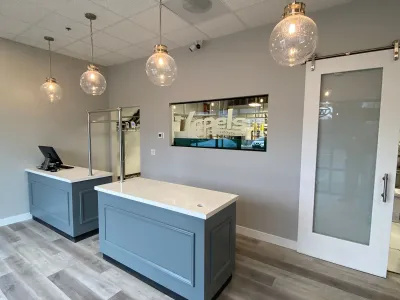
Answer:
[96,178,238,300]
[26,166,113,242]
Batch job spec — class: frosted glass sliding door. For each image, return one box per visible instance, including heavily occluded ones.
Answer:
[313,68,383,245]
[298,50,400,277]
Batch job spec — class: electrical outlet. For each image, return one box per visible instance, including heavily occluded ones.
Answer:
[158,132,164,139]
[151,149,156,155]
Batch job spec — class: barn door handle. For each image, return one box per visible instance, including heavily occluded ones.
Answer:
[381,174,389,203]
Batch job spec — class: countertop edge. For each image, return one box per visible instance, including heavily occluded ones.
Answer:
[25,168,113,183]
[95,186,238,219]
[205,196,239,219]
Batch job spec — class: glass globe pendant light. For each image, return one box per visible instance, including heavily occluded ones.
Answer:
[269,1,318,67]
[80,13,107,96]
[145,0,177,87]
[40,36,62,103]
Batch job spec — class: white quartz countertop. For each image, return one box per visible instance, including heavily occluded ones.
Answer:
[26,166,113,183]
[95,178,238,219]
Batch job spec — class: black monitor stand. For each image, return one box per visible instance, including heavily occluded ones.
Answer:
[42,157,51,170]
[39,155,58,172]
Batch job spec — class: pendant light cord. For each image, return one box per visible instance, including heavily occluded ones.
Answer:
[48,40,52,78]
[159,0,162,45]
[90,19,94,64]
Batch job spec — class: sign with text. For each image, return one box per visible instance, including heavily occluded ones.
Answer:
[185,109,247,138]
[171,95,268,152]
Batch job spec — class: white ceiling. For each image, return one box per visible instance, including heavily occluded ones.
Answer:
[0,0,352,66]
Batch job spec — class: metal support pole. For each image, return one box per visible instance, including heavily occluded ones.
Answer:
[118,107,124,183]
[87,112,93,176]
[119,106,140,110]
[121,129,126,181]
[91,120,119,123]
[89,108,119,113]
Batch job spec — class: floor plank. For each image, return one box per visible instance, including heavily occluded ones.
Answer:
[0,227,20,244]
[235,262,276,287]
[49,269,102,300]
[23,220,62,242]
[0,261,11,278]
[52,238,111,273]
[101,267,168,300]
[16,228,60,256]
[77,235,100,255]
[9,241,67,277]
[232,273,299,300]
[0,289,7,300]
[7,223,26,232]
[0,272,39,300]
[0,241,14,261]
[3,254,70,300]
[64,263,121,300]
[108,291,140,300]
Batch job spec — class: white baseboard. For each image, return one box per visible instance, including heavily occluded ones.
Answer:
[236,225,297,250]
[0,213,32,227]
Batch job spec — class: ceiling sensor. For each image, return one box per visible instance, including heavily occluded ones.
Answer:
[183,0,212,13]
[189,40,203,52]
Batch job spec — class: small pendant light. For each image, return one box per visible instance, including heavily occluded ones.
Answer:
[80,13,107,96]
[40,36,62,103]
[145,0,177,87]
[269,1,318,67]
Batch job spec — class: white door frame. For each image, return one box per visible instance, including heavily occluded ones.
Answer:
[297,49,400,277]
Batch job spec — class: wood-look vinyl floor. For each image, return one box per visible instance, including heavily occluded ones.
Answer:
[0,220,399,300]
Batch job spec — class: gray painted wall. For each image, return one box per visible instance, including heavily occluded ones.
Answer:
[0,38,110,220]
[107,0,399,241]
